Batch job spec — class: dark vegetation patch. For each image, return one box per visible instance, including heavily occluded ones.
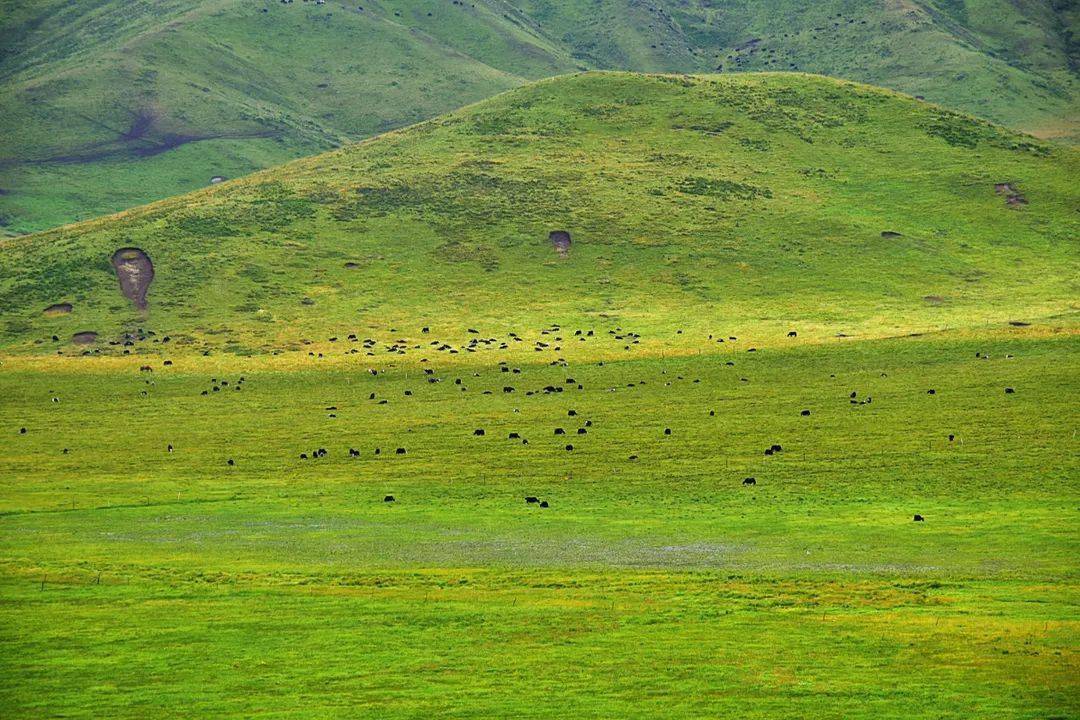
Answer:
[152,184,318,239]
[334,185,423,221]
[468,107,572,138]
[645,152,694,167]
[920,110,1050,155]
[676,177,772,200]
[935,0,970,24]
[243,184,318,231]
[672,120,734,136]
[172,213,237,238]
[333,171,563,233]
[434,240,499,271]
[694,79,872,142]
[5,318,32,336]
[237,264,271,284]
[739,138,770,151]
[580,103,631,119]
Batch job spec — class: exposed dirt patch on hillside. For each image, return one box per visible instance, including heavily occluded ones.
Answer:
[923,295,946,305]
[995,183,1027,208]
[111,247,154,311]
[43,303,72,315]
[72,331,97,344]
[549,230,571,258]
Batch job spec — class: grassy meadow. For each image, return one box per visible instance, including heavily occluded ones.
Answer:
[0,72,1077,717]
[1,329,1077,717]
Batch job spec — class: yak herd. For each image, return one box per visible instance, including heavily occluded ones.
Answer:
[22,321,1021,523]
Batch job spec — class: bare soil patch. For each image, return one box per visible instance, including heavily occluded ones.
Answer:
[549,230,571,258]
[72,331,98,344]
[111,247,154,310]
[43,303,73,315]
[995,183,1027,208]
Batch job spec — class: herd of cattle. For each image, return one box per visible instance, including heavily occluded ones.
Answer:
[20,321,1023,524]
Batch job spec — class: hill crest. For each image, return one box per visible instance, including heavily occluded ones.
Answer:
[2,72,1076,359]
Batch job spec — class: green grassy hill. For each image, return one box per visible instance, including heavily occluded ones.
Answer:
[517,0,1079,136]
[0,73,1078,717]
[1,0,1076,234]
[2,72,1076,356]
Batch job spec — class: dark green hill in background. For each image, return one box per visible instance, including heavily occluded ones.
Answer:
[1,0,1076,234]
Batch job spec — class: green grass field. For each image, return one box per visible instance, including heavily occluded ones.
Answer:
[0,72,1078,717]
[2,0,1076,234]
[1,331,1077,717]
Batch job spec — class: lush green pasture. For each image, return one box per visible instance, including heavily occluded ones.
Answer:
[1,330,1076,717]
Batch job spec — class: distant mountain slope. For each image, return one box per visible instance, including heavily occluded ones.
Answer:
[519,0,1079,134]
[0,0,578,234]
[0,0,1077,234]
[1,72,1076,356]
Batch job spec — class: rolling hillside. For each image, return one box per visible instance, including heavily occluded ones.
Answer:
[1,72,1076,357]
[1,0,1076,234]
[1,73,1078,718]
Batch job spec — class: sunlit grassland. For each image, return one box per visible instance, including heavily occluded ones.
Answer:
[1,330,1076,718]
